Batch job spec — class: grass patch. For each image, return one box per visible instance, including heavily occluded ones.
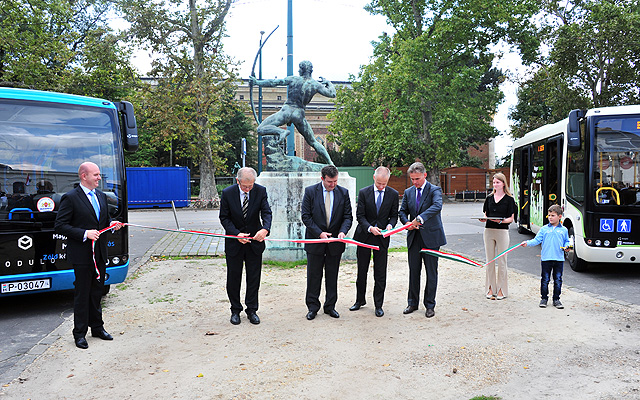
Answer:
[150,255,222,261]
[470,396,501,400]
[389,246,408,253]
[263,259,307,269]
[148,293,180,304]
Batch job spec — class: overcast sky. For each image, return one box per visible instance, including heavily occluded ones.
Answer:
[123,0,525,160]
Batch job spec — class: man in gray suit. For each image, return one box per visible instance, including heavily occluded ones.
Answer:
[399,162,447,318]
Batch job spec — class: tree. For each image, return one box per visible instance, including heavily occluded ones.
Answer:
[0,0,136,100]
[509,67,589,139]
[329,0,539,184]
[510,0,640,136]
[119,0,233,206]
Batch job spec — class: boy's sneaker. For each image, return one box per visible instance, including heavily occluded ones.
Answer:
[539,299,547,308]
[553,300,564,309]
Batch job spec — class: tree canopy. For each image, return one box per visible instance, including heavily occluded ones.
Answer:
[118,0,244,205]
[510,0,640,138]
[0,0,137,100]
[329,0,539,183]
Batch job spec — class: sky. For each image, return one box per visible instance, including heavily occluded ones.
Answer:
[122,0,525,161]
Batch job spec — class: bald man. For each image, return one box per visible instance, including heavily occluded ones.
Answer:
[55,162,123,349]
[350,167,399,317]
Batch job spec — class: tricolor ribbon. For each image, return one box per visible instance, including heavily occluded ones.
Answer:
[91,223,379,279]
[420,242,525,268]
[382,222,412,238]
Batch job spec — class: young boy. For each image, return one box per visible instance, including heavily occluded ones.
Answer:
[522,205,571,309]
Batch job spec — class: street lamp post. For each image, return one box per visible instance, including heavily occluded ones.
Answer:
[258,30,265,174]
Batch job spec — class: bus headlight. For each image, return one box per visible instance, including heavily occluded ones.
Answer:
[112,257,120,265]
[616,252,624,259]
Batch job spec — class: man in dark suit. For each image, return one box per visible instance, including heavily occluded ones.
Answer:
[301,165,353,320]
[55,162,123,349]
[219,167,272,325]
[399,162,447,318]
[350,167,399,317]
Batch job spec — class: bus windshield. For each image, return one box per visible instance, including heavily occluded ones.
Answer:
[593,116,640,206]
[0,101,123,226]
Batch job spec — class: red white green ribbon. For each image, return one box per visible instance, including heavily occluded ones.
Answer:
[420,249,485,267]
[382,222,412,238]
[421,242,525,268]
[122,223,379,250]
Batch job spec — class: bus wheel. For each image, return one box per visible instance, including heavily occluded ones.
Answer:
[567,227,588,272]
[517,225,528,234]
[102,285,111,296]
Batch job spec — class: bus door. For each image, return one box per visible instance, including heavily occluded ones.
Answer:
[515,146,531,231]
[544,135,563,213]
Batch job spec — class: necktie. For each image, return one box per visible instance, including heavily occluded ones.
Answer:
[325,191,331,226]
[416,187,422,211]
[242,192,248,219]
[89,190,100,219]
[376,190,383,212]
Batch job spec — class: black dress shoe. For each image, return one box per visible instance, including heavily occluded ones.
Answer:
[247,312,260,325]
[230,313,241,325]
[425,308,435,318]
[349,302,365,311]
[375,308,384,317]
[403,305,418,314]
[75,337,88,349]
[91,328,113,340]
[306,311,317,320]
[324,309,340,318]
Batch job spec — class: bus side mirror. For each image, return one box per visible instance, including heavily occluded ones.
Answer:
[117,101,138,152]
[567,109,585,152]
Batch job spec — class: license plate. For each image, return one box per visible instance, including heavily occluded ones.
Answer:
[1,278,51,294]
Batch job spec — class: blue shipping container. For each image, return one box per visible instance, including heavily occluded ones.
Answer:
[127,167,191,208]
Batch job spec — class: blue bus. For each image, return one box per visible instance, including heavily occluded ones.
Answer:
[0,87,138,296]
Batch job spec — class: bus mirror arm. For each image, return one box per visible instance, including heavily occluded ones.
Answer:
[567,109,585,153]
[116,101,138,152]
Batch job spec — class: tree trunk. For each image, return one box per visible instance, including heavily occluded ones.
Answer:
[196,126,220,208]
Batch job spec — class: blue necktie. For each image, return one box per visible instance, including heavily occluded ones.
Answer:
[376,190,383,212]
[416,187,422,211]
[89,191,100,219]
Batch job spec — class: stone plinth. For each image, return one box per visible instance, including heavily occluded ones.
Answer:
[256,171,356,261]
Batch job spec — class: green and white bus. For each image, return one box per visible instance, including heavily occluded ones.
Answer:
[512,106,640,271]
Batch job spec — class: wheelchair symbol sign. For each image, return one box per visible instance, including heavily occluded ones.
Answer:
[617,219,631,233]
[600,219,614,232]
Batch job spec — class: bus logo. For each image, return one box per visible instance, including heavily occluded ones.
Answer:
[617,219,631,233]
[599,219,614,232]
[18,235,33,250]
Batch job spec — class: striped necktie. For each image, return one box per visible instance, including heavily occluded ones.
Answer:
[242,192,248,219]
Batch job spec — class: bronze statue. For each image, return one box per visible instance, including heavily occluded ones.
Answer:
[250,60,335,167]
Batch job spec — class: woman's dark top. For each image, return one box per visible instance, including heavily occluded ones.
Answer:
[483,193,516,230]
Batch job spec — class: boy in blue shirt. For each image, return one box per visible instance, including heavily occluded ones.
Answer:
[522,205,571,309]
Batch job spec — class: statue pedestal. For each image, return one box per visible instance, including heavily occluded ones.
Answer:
[256,171,357,261]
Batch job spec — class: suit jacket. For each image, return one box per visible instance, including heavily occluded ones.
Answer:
[353,185,399,250]
[55,185,111,266]
[399,181,447,249]
[219,183,272,257]
[301,182,353,256]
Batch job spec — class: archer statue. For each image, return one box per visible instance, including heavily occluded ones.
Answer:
[250,60,335,166]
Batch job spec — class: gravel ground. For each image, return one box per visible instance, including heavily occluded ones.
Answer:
[2,252,640,399]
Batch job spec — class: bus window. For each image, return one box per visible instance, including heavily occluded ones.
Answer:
[566,127,586,204]
[593,117,640,206]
